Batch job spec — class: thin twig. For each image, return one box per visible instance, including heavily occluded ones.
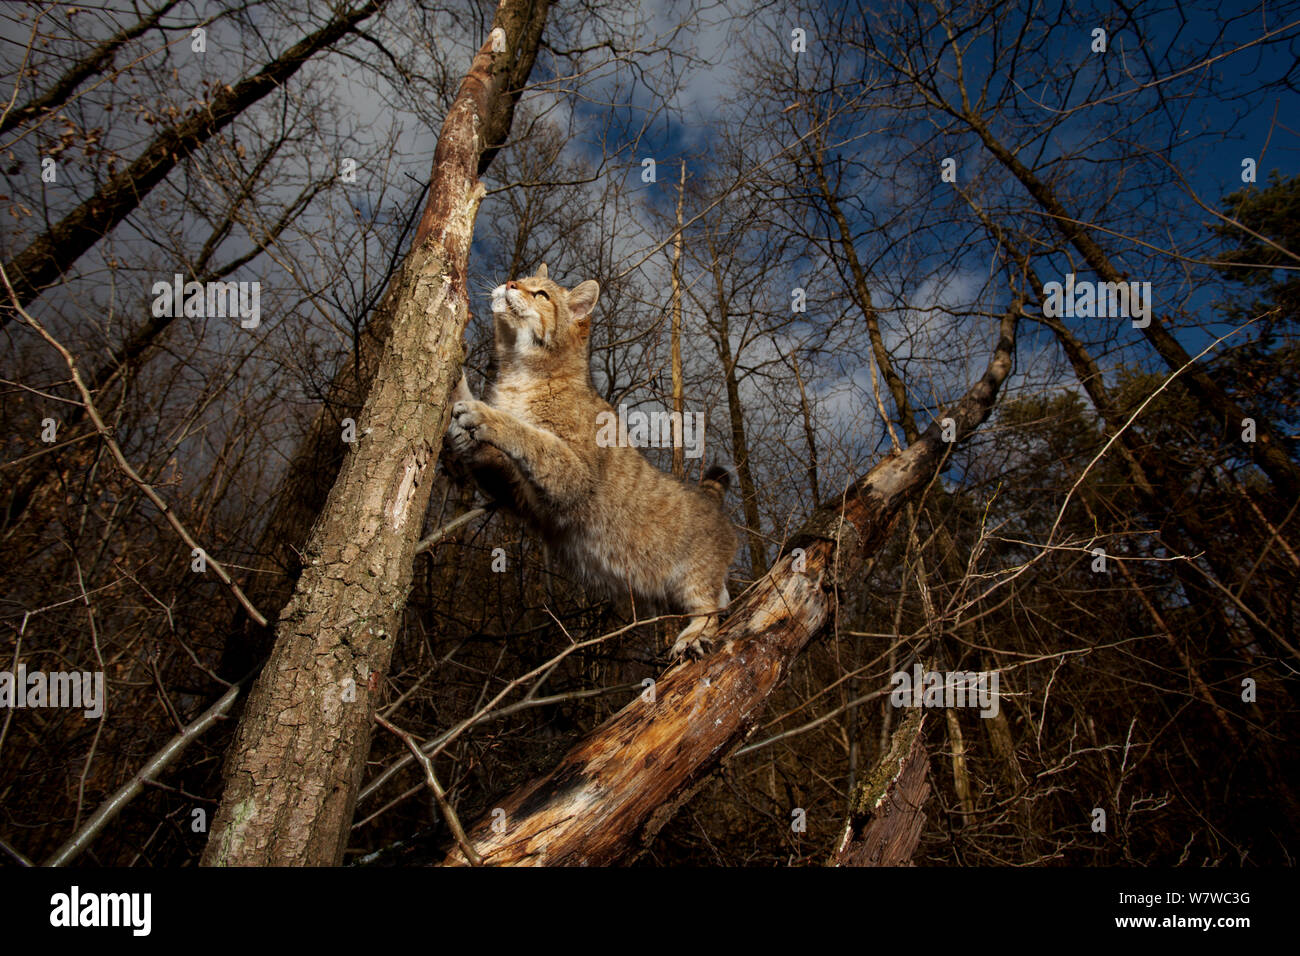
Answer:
[356,684,631,820]
[413,506,490,554]
[0,834,33,867]
[359,616,676,803]
[2,265,268,628]
[375,714,482,865]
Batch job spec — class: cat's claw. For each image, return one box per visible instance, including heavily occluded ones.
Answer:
[451,399,491,439]
[446,418,476,454]
[447,400,480,454]
[668,634,714,661]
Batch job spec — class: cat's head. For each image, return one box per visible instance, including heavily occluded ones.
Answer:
[490,263,599,364]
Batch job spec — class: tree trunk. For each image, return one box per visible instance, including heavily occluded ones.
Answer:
[214,289,394,679]
[670,161,686,480]
[708,249,767,578]
[965,197,1294,664]
[201,0,551,867]
[219,5,546,678]
[811,142,919,445]
[439,293,1021,865]
[789,347,820,504]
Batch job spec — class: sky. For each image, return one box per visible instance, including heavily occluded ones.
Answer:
[3,0,1298,489]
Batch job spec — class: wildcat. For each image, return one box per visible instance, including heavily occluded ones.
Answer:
[444,264,737,659]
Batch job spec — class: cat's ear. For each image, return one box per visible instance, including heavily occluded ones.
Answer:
[534,263,548,280]
[567,280,599,322]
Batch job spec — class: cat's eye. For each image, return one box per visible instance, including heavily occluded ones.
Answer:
[533,289,549,300]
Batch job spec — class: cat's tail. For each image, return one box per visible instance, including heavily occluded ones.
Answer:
[700,465,731,503]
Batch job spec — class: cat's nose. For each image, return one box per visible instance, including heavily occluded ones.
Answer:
[506,280,518,290]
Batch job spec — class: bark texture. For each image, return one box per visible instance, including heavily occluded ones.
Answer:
[219,0,549,677]
[201,0,551,867]
[440,295,1021,865]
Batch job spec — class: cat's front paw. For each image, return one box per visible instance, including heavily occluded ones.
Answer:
[451,399,494,445]
[445,417,476,455]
